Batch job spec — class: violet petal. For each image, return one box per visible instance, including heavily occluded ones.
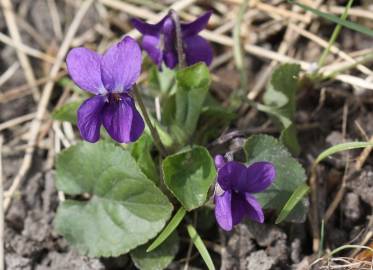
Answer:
[162,16,176,51]
[244,193,264,223]
[217,161,246,191]
[214,155,226,170]
[183,35,213,66]
[66,48,104,94]
[245,162,276,193]
[231,193,247,226]
[102,95,144,143]
[214,191,233,231]
[77,95,106,143]
[163,51,178,69]
[101,36,141,93]
[142,35,163,67]
[181,11,212,37]
[131,18,164,35]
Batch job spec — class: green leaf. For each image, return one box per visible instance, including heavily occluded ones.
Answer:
[186,225,215,270]
[275,183,310,224]
[57,78,90,97]
[147,207,186,252]
[129,133,159,184]
[244,134,307,222]
[289,0,373,37]
[194,95,235,145]
[55,141,173,257]
[262,63,301,155]
[162,63,211,145]
[315,141,373,164]
[264,64,300,118]
[148,64,175,94]
[131,232,179,270]
[52,100,82,124]
[162,146,216,211]
[280,123,300,156]
[175,63,210,133]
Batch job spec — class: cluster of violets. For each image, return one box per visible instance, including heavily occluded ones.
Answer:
[66,11,275,231]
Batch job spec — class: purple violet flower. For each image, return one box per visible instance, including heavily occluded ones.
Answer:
[131,11,213,69]
[214,155,276,231]
[66,36,145,143]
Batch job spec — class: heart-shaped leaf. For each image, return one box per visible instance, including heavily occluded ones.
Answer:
[162,146,216,211]
[129,133,159,184]
[55,141,173,257]
[262,63,301,155]
[244,134,308,222]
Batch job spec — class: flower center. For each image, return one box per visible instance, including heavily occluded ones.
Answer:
[107,93,123,103]
[112,93,122,102]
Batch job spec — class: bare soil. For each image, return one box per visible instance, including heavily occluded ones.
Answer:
[1,0,372,269]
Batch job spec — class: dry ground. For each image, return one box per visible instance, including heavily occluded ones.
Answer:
[0,0,372,269]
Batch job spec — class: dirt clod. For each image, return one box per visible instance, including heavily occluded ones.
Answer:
[342,192,362,222]
[246,250,275,270]
[347,166,373,207]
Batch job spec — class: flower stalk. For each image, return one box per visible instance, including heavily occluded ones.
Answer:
[170,9,186,69]
[131,10,212,69]
[133,85,167,157]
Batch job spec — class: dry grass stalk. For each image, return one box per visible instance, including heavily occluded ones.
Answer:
[3,0,95,211]
[1,0,40,101]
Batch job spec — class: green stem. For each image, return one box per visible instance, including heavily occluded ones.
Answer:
[318,219,325,258]
[133,86,167,157]
[317,0,354,69]
[327,244,373,257]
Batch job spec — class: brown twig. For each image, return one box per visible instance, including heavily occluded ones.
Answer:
[309,163,320,253]
[0,32,55,63]
[324,162,349,223]
[0,71,66,104]
[288,23,373,76]
[355,136,373,171]
[1,0,40,100]
[0,113,36,132]
[0,62,19,88]
[47,0,63,41]
[247,0,322,102]
[3,0,95,211]
[0,136,3,270]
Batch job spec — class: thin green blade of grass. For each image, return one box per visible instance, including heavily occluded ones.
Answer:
[289,0,373,37]
[328,244,373,257]
[315,141,373,164]
[317,0,354,68]
[275,183,310,224]
[186,224,215,270]
[146,207,186,252]
[319,219,325,258]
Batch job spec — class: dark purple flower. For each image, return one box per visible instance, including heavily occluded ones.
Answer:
[214,155,276,231]
[131,11,213,69]
[66,36,145,143]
